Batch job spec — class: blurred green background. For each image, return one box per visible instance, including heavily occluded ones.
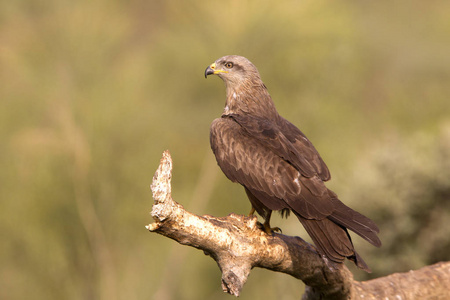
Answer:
[1,0,449,299]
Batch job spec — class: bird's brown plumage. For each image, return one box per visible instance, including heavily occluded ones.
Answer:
[205,55,381,272]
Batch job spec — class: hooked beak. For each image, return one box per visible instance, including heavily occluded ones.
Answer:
[204,65,214,78]
[204,62,228,78]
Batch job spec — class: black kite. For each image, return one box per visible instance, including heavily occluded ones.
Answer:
[205,55,381,271]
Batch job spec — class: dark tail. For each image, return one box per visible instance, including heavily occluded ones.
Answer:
[327,190,381,248]
[295,213,372,272]
[293,190,381,272]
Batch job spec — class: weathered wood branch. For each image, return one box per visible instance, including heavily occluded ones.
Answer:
[146,151,450,299]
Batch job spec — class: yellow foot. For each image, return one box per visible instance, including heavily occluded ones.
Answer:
[248,207,256,217]
[259,222,282,235]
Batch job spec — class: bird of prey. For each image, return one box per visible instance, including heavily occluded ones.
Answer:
[204,55,381,272]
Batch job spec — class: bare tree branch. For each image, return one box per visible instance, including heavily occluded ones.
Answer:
[146,151,450,299]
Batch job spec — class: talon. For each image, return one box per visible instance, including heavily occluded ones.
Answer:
[255,211,282,235]
[256,221,264,231]
[272,227,282,233]
[263,222,282,235]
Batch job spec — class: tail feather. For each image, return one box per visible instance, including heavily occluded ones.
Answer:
[351,250,371,272]
[328,192,382,248]
[294,211,373,272]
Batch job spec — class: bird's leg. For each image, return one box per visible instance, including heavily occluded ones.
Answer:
[263,211,282,234]
[248,206,256,216]
[247,207,282,234]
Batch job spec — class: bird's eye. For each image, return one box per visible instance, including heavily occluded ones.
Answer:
[225,62,233,68]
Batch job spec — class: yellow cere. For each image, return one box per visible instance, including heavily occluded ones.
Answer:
[210,62,228,74]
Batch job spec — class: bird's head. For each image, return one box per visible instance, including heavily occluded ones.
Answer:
[205,55,274,117]
[204,55,262,87]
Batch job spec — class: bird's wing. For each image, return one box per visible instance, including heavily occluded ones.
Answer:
[210,116,334,219]
[229,114,330,180]
[277,116,331,181]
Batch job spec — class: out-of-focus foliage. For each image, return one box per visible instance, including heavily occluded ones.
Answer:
[343,123,450,280]
[0,0,449,299]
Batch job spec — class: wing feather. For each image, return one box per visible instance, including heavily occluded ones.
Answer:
[229,114,330,180]
[277,116,331,181]
[210,116,334,219]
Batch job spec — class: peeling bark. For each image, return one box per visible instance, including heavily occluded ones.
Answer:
[146,151,450,299]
